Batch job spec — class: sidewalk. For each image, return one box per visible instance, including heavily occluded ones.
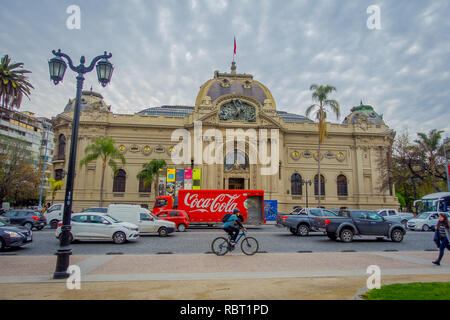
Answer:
[0,251,448,299]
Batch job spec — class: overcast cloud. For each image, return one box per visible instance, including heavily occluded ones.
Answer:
[1,0,449,137]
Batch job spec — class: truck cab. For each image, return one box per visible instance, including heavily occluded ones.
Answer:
[152,195,175,215]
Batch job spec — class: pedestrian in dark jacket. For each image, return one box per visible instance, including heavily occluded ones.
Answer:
[432,213,450,266]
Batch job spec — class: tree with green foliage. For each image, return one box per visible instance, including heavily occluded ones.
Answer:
[79,137,125,206]
[306,84,340,207]
[47,178,63,205]
[136,159,167,198]
[0,55,34,109]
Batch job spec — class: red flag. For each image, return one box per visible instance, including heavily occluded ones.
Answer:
[234,37,236,55]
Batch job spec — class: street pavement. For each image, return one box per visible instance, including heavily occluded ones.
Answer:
[0,250,448,299]
[1,224,448,300]
[0,224,441,256]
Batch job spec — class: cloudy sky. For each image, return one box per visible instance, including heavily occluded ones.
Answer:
[1,0,449,137]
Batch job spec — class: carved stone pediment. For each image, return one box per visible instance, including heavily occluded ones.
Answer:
[219,99,256,122]
[225,160,248,173]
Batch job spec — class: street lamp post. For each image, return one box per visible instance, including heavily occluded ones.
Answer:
[48,49,113,279]
[300,179,312,208]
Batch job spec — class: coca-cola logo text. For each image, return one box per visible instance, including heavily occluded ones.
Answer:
[184,193,240,213]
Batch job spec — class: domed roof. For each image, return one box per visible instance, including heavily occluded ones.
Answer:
[195,62,276,109]
[64,90,111,113]
[342,102,384,125]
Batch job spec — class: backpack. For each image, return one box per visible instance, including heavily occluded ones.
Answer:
[222,213,232,223]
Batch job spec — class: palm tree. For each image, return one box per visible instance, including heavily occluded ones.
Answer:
[306,84,340,207]
[47,178,63,205]
[0,55,34,109]
[79,137,126,206]
[136,159,167,198]
[414,129,444,192]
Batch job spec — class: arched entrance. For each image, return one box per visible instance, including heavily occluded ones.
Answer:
[224,149,250,189]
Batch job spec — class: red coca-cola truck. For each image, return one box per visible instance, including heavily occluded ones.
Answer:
[152,190,265,225]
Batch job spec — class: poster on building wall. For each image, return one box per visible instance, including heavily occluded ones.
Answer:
[192,169,201,190]
[158,168,166,196]
[166,168,176,196]
[264,200,278,222]
[175,169,185,196]
[184,169,193,190]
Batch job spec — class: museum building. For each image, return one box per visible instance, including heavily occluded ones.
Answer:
[51,62,398,213]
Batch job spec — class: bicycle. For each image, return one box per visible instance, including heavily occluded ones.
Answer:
[211,229,259,256]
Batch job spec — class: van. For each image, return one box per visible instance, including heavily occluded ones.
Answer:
[106,204,176,237]
[45,204,64,229]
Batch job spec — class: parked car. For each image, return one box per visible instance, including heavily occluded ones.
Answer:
[0,220,33,250]
[44,203,64,229]
[3,209,46,230]
[315,210,406,243]
[104,204,176,237]
[55,213,139,244]
[82,207,108,214]
[377,209,414,226]
[406,212,440,231]
[156,210,190,232]
[0,215,10,225]
[281,208,339,236]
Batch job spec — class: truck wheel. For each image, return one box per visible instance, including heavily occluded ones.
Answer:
[289,228,297,235]
[297,224,310,237]
[391,229,404,242]
[158,227,168,237]
[177,224,186,232]
[327,232,337,240]
[340,229,354,243]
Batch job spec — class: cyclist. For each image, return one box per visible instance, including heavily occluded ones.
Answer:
[223,208,246,245]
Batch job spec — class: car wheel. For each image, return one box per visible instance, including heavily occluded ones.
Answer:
[158,227,168,237]
[289,228,298,235]
[50,220,59,229]
[36,226,44,231]
[340,229,354,243]
[0,237,5,251]
[422,225,430,232]
[177,224,186,232]
[327,232,337,240]
[24,222,33,230]
[391,229,404,242]
[297,224,310,237]
[113,231,127,244]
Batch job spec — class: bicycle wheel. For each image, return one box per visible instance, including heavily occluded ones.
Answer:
[211,237,230,256]
[241,237,259,256]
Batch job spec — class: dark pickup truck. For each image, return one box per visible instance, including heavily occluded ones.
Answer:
[278,208,339,236]
[314,210,406,243]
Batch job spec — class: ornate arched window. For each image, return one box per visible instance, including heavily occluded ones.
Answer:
[58,134,66,160]
[224,149,249,170]
[337,175,348,196]
[113,169,126,193]
[55,169,64,181]
[314,174,325,196]
[291,173,302,195]
[139,177,151,193]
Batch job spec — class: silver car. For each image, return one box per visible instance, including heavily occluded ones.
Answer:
[406,212,439,231]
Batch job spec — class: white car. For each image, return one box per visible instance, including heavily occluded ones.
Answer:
[406,212,439,231]
[105,204,176,237]
[45,204,64,229]
[55,213,139,244]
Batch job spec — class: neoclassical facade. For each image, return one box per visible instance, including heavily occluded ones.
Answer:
[51,63,398,213]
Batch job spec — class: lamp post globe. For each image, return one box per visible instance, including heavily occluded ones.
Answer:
[48,55,67,85]
[96,57,114,87]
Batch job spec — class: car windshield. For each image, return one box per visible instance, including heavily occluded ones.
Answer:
[105,215,120,223]
[415,212,432,219]
[416,200,438,214]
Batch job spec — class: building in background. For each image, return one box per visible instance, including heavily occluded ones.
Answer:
[51,63,398,212]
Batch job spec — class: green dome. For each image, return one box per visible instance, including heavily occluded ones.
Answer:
[343,102,384,125]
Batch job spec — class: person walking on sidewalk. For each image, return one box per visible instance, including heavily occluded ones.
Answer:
[432,213,450,266]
